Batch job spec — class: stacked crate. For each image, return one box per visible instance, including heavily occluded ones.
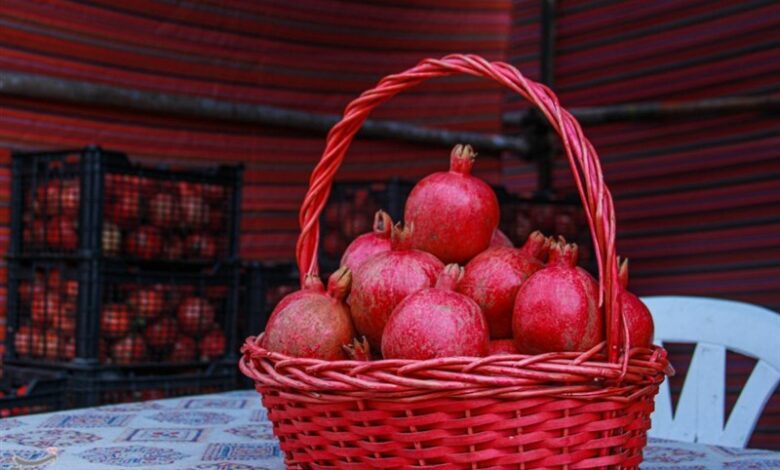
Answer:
[4,146,242,408]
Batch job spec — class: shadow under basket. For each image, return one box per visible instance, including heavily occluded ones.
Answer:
[240,54,671,469]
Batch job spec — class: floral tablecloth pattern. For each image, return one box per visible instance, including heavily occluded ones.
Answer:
[0,390,778,469]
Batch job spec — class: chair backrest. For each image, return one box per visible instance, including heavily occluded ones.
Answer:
[642,295,780,448]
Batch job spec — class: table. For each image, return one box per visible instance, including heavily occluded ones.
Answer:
[1,390,779,469]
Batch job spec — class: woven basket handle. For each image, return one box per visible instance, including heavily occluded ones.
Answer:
[296,54,623,362]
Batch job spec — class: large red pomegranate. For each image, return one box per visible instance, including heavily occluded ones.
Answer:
[108,187,141,227]
[458,231,550,339]
[263,267,354,360]
[340,210,393,273]
[177,296,215,335]
[125,225,162,259]
[512,240,603,354]
[348,223,444,349]
[382,264,489,360]
[404,144,499,264]
[618,258,655,349]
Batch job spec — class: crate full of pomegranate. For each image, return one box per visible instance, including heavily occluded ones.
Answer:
[5,259,238,369]
[10,146,242,263]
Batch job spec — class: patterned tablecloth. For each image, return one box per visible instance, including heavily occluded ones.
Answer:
[0,390,779,469]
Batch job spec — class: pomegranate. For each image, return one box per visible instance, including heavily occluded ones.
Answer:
[145,317,178,349]
[23,219,46,247]
[169,335,197,362]
[618,258,655,349]
[404,144,499,264]
[101,304,131,339]
[102,221,122,256]
[263,267,354,360]
[109,187,141,227]
[129,288,164,320]
[184,233,217,259]
[177,296,215,335]
[32,292,61,326]
[348,223,444,349]
[488,339,519,355]
[180,194,210,228]
[111,334,147,365]
[490,229,513,248]
[340,210,393,273]
[49,308,76,336]
[512,240,603,354]
[59,180,80,217]
[14,325,44,357]
[149,192,180,228]
[125,225,162,259]
[458,231,550,339]
[382,264,489,360]
[43,330,64,361]
[46,216,78,250]
[199,328,226,360]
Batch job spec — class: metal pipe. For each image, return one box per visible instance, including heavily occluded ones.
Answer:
[505,94,780,125]
[0,71,529,154]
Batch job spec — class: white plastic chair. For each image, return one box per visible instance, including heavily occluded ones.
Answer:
[642,295,780,448]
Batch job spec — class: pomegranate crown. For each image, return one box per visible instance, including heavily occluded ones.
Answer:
[520,230,551,262]
[548,236,579,267]
[327,266,352,301]
[302,273,325,292]
[390,222,414,251]
[449,144,476,175]
[436,263,464,291]
[342,336,372,361]
[373,210,393,239]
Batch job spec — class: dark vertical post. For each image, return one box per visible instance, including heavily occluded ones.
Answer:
[536,0,556,196]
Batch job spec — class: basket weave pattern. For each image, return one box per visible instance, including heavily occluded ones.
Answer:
[241,54,670,469]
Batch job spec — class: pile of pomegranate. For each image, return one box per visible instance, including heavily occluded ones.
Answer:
[23,174,228,261]
[262,144,654,361]
[15,279,227,365]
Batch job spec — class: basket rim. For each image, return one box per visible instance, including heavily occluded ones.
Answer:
[240,335,672,401]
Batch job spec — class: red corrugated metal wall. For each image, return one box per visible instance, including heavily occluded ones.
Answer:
[505,0,780,449]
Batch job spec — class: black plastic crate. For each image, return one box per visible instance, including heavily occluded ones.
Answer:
[241,262,299,340]
[0,367,67,417]
[10,146,243,265]
[319,179,594,271]
[4,259,240,369]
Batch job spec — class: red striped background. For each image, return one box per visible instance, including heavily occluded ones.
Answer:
[0,0,778,448]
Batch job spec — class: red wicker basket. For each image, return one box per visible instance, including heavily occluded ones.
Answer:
[240,54,671,469]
